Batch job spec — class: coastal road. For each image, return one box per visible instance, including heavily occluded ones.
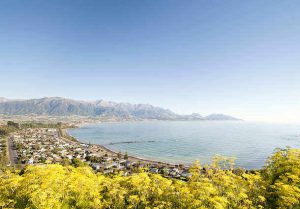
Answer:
[8,136,18,165]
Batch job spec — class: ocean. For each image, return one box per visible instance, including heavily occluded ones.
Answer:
[68,121,300,169]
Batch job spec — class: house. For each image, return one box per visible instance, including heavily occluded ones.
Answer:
[27,158,34,164]
[103,169,114,174]
[181,172,192,179]
[92,163,102,170]
[66,155,73,160]
[149,168,159,173]
[104,162,116,169]
[125,160,136,167]
[102,156,112,162]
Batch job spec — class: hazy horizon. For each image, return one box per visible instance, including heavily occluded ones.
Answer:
[1,1,300,123]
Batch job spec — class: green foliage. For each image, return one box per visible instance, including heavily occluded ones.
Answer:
[71,158,87,168]
[262,148,300,208]
[7,121,20,129]
[124,152,128,160]
[0,148,300,208]
[21,122,61,129]
[0,139,8,170]
[0,125,17,137]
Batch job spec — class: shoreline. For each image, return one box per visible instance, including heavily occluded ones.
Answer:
[63,128,176,167]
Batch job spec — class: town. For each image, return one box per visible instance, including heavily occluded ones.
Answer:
[2,121,192,180]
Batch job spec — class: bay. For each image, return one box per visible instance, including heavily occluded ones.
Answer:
[68,121,300,169]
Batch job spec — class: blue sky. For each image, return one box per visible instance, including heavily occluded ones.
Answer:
[0,0,300,122]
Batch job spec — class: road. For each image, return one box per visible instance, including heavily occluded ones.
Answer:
[8,136,18,165]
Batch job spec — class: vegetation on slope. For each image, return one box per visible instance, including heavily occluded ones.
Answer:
[0,148,300,208]
[0,121,64,137]
[0,123,17,170]
[0,138,8,170]
[0,125,17,138]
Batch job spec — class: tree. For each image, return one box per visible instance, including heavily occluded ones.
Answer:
[72,158,86,167]
[61,158,71,166]
[262,148,300,208]
[117,152,122,159]
[124,152,128,160]
[7,121,20,129]
[1,149,300,208]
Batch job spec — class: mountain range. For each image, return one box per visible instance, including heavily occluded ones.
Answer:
[0,97,241,121]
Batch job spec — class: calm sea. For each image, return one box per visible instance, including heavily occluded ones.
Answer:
[68,121,300,169]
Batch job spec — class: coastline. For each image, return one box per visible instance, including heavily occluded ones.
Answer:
[63,127,176,167]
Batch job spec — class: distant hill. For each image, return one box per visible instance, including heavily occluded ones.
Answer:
[203,114,240,120]
[0,97,241,121]
[0,97,12,103]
